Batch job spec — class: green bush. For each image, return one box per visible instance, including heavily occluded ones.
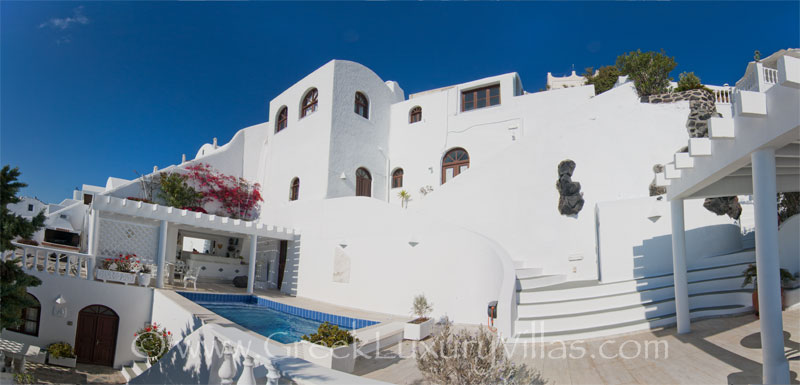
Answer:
[47,342,76,358]
[301,322,358,347]
[674,72,714,94]
[157,172,204,209]
[14,373,35,384]
[583,65,620,95]
[615,49,677,97]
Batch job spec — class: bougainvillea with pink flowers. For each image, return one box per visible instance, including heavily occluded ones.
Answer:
[184,163,262,220]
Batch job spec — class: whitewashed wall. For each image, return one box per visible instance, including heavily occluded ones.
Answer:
[595,197,743,283]
[413,83,693,280]
[261,197,515,332]
[1,272,153,369]
[96,215,160,263]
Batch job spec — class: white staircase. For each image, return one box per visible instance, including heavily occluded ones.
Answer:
[120,360,151,383]
[512,251,756,342]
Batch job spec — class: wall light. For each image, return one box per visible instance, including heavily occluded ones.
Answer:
[53,295,67,318]
[339,172,347,180]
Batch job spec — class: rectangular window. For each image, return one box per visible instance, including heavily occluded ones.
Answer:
[461,84,500,112]
[28,204,33,211]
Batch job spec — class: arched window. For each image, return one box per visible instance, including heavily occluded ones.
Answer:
[9,293,40,336]
[392,168,404,188]
[275,106,288,133]
[442,148,469,184]
[354,92,369,119]
[355,167,372,197]
[409,106,422,123]
[289,178,300,201]
[301,88,318,118]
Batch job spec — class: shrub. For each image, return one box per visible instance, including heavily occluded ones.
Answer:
[742,264,796,287]
[301,322,358,347]
[134,323,172,364]
[14,373,35,384]
[583,65,620,95]
[47,342,76,358]
[158,172,204,209]
[185,163,263,220]
[416,319,546,385]
[615,49,677,97]
[778,192,800,224]
[411,294,433,321]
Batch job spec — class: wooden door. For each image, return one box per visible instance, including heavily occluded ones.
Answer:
[75,305,119,366]
[355,168,372,197]
[277,240,288,290]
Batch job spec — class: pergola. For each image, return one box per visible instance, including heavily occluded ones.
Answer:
[90,195,299,294]
[658,52,799,384]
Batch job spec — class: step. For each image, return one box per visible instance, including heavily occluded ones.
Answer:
[517,274,567,291]
[518,260,753,303]
[515,267,544,279]
[132,361,150,376]
[688,138,712,156]
[674,152,694,169]
[353,321,405,354]
[121,366,136,382]
[512,304,749,342]
[515,290,752,333]
[664,163,681,179]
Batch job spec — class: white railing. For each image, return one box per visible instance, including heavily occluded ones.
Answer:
[763,67,779,84]
[2,243,96,281]
[713,87,733,104]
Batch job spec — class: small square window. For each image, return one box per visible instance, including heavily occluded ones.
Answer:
[27,204,33,211]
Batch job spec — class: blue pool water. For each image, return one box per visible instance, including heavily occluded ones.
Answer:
[179,292,378,344]
[195,301,323,344]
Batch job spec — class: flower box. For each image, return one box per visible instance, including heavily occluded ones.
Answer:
[404,318,434,341]
[138,273,152,287]
[96,269,137,285]
[298,340,357,373]
[47,355,77,368]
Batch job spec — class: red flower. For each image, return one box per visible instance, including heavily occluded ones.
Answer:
[145,327,151,332]
[134,333,138,337]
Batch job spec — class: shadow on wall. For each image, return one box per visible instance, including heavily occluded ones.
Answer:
[280,240,301,296]
[632,224,744,278]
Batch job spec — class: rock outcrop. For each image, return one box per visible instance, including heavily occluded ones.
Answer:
[556,160,585,216]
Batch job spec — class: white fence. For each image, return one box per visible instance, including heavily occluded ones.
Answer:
[1,243,96,281]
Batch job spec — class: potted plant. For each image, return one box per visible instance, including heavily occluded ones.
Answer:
[138,264,153,287]
[134,323,172,364]
[46,342,76,368]
[404,294,434,340]
[742,264,796,316]
[299,322,359,373]
[96,254,140,285]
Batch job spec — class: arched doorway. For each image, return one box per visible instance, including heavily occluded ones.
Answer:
[75,305,119,367]
[356,167,372,197]
[442,148,469,184]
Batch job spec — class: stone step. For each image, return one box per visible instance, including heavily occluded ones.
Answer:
[132,361,150,376]
[515,267,544,279]
[674,152,695,169]
[120,366,136,382]
[517,274,568,291]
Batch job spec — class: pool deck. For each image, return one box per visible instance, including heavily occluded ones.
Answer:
[355,308,800,385]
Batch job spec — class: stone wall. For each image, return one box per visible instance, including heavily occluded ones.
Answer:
[641,89,720,138]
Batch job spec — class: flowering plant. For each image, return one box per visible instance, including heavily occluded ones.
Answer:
[185,163,262,220]
[99,254,141,273]
[133,323,172,364]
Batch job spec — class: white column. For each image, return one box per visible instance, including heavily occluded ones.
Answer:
[751,148,790,384]
[670,199,691,334]
[156,220,168,289]
[247,234,257,294]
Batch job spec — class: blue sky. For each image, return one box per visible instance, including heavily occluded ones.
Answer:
[2,1,798,203]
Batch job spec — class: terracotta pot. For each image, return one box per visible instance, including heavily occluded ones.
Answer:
[752,288,786,318]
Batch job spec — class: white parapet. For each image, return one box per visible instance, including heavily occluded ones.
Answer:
[736,90,767,117]
[688,138,713,156]
[665,163,682,179]
[709,117,735,138]
[674,152,694,169]
[778,55,800,89]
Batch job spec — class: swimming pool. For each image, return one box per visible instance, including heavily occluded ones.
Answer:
[179,292,378,344]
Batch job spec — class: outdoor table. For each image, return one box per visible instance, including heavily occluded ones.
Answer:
[0,337,41,373]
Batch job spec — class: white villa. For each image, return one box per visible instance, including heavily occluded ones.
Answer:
[3,49,799,384]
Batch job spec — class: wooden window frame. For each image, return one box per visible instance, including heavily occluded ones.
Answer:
[289,178,300,201]
[301,89,318,118]
[441,148,470,184]
[8,293,41,336]
[276,107,288,133]
[392,168,404,188]
[409,106,422,123]
[355,168,372,197]
[461,84,501,112]
[354,92,369,119]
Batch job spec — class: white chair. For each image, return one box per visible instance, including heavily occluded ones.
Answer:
[183,267,200,290]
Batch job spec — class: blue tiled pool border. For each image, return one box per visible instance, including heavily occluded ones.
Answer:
[178,292,379,330]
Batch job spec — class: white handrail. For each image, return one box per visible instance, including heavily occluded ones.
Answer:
[2,243,96,281]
